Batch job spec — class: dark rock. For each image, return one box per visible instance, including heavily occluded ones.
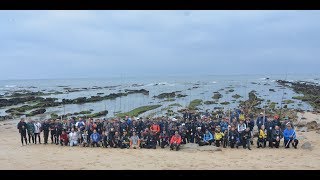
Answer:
[154,92,176,99]
[269,89,275,92]
[176,94,187,98]
[27,108,46,117]
[232,94,242,99]
[212,92,223,99]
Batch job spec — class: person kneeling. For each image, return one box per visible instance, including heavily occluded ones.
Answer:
[60,130,68,146]
[271,126,283,148]
[199,130,213,146]
[283,123,298,149]
[257,125,267,148]
[90,130,101,147]
[130,131,140,149]
[214,127,224,147]
[69,128,78,147]
[170,131,182,151]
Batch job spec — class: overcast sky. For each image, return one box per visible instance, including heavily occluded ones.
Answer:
[0,10,319,80]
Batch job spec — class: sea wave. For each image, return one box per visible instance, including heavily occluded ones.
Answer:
[4,85,16,88]
[212,81,217,84]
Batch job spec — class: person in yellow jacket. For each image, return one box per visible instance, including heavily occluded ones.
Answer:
[214,126,224,147]
[257,125,267,148]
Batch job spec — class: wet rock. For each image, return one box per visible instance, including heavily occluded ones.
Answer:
[176,94,187,98]
[212,92,223,99]
[154,92,176,99]
[301,142,312,150]
[232,94,242,99]
[27,108,46,117]
[269,89,275,92]
[307,121,318,130]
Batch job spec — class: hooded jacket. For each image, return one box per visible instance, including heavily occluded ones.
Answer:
[203,132,213,142]
[283,128,296,141]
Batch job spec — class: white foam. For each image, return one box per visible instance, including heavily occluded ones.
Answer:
[5,85,16,88]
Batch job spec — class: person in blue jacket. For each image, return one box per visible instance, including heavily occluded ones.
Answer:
[256,112,267,130]
[283,123,299,149]
[199,130,213,146]
[90,129,101,147]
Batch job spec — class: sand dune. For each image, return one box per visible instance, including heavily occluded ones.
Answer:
[0,112,319,170]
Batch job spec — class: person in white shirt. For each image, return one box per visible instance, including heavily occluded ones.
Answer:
[34,120,42,144]
[68,128,78,147]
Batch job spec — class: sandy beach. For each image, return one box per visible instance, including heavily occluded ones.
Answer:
[0,112,319,170]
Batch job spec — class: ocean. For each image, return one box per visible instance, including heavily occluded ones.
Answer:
[0,74,319,119]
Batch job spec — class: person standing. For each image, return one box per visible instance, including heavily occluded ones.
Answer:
[26,119,35,144]
[49,119,56,144]
[42,120,50,144]
[17,118,28,146]
[34,120,42,144]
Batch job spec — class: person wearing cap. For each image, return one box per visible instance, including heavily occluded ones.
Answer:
[237,118,246,145]
[271,125,283,148]
[281,116,294,132]
[220,118,229,134]
[214,126,224,147]
[272,115,281,128]
[26,119,35,144]
[17,118,28,146]
[178,123,188,144]
[170,131,182,151]
[283,123,298,149]
[228,126,239,148]
[256,112,267,131]
[265,117,274,148]
[194,127,204,144]
[257,125,267,148]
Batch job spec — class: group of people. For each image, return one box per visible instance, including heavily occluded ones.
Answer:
[17,109,299,151]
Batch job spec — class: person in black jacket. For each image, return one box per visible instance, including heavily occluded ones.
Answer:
[256,112,267,131]
[49,119,56,144]
[245,117,254,145]
[242,127,252,150]
[54,120,63,145]
[271,126,283,148]
[159,130,170,148]
[265,118,274,148]
[228,126,239,148]
[17,118,28,146]
[42,120,50,144]
[272,115,281,128]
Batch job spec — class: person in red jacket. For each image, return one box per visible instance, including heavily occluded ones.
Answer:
[170,131,182,151]
[60,130,69,146]
[150,122,160,146]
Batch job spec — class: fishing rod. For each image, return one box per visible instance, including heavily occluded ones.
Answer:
[279,73,288,120]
